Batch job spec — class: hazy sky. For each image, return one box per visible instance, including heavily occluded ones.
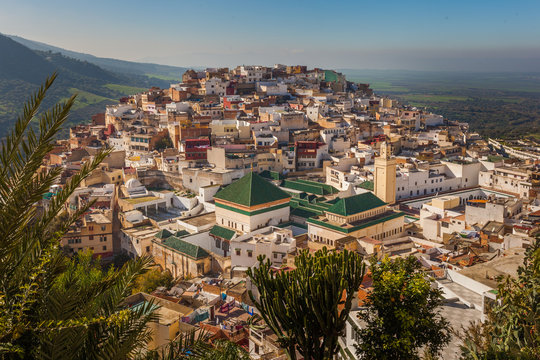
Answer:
[1,0,540,71]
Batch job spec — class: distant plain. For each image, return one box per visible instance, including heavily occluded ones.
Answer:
[341,70,540,139]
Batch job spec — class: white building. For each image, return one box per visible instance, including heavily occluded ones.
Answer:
[237,65,265,83]
[121,225,160,258]
[320,127,351,153]
[257,82,288,95]
[326,156,361,191]
[166,102,190,113]
[479,166,532,198]
[230,227,296,268]
[204,78,228,96]
[108,133,129,152]
[395,160,482,201]
[465,197,522,226]
[422,114,444,127]
[419,196,465,242]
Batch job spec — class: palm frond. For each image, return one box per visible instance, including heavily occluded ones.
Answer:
[0,75,160,358]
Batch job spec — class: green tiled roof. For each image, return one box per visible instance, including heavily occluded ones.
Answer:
[160,236,209,259]
[290,191,307,199]
[282,180,324,195]
[289,198,332,213]
[276,221,308,230]
[174,230,190,238]
[327,193,387,216]
[325,70,339,83]
[356,180,374,191]
[259,170,283,180]
[214,172,290,207]
[281,179,338,195]
[155,229,173,239]
[295,179,338,194]
[291,207,320,219]
[209,225,236,241]
[216,202,289,216]
[325,197,340,204]
[307,211,405,234]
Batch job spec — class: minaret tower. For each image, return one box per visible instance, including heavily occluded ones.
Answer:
[374,142,397,204]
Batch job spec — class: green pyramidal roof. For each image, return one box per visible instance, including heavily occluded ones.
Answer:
[155,229,173,239]
[174,230,189,238]
[214,172,290,207]
[209,225,236,241]
[161,236,209,259]
[327,193,387,216]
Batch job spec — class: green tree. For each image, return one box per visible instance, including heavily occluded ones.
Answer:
[247,248,365,360]
[132,267,173,294]
[0,75,158,358]
[141,331,249,360]
[154,135,173,151]
[356,256,451,360]
[200,339,250,360]
[460,238,540,360]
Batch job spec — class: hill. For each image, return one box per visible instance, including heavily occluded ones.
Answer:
[7,34,187,80]
[0,34,180,138]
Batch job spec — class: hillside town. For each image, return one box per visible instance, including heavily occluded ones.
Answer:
[42,64,540,359]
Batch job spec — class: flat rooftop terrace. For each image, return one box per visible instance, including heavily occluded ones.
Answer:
[179,212,216,227]
[440,300,482,360]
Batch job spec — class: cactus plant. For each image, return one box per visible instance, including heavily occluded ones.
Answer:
[247,247,365,360]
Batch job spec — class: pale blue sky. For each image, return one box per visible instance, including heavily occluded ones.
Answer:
[1,0,539,71]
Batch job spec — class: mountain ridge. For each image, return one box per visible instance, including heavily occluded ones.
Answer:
[7,34,188,79]
[0,34,181,138]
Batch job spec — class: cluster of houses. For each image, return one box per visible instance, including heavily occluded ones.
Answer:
[40,64,540,359]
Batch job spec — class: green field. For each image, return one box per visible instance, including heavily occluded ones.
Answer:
[145,73,180,82]
[399,94,470,103]
[341,70,540,139]
[67,88,116,111]
[104,83,147,94]
[364,81,411,93]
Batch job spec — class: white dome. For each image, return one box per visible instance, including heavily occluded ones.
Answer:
[126,178,143,189]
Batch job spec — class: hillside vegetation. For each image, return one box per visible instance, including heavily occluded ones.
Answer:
[7,34,188,78]
[0,34,179,138]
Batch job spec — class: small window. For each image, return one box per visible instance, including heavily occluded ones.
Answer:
[89,235,94,240]
[235,249,241,256]
[247,250,253,258]
[102,246,107,251]
[101,226,106,231]
[146,246,150,252]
